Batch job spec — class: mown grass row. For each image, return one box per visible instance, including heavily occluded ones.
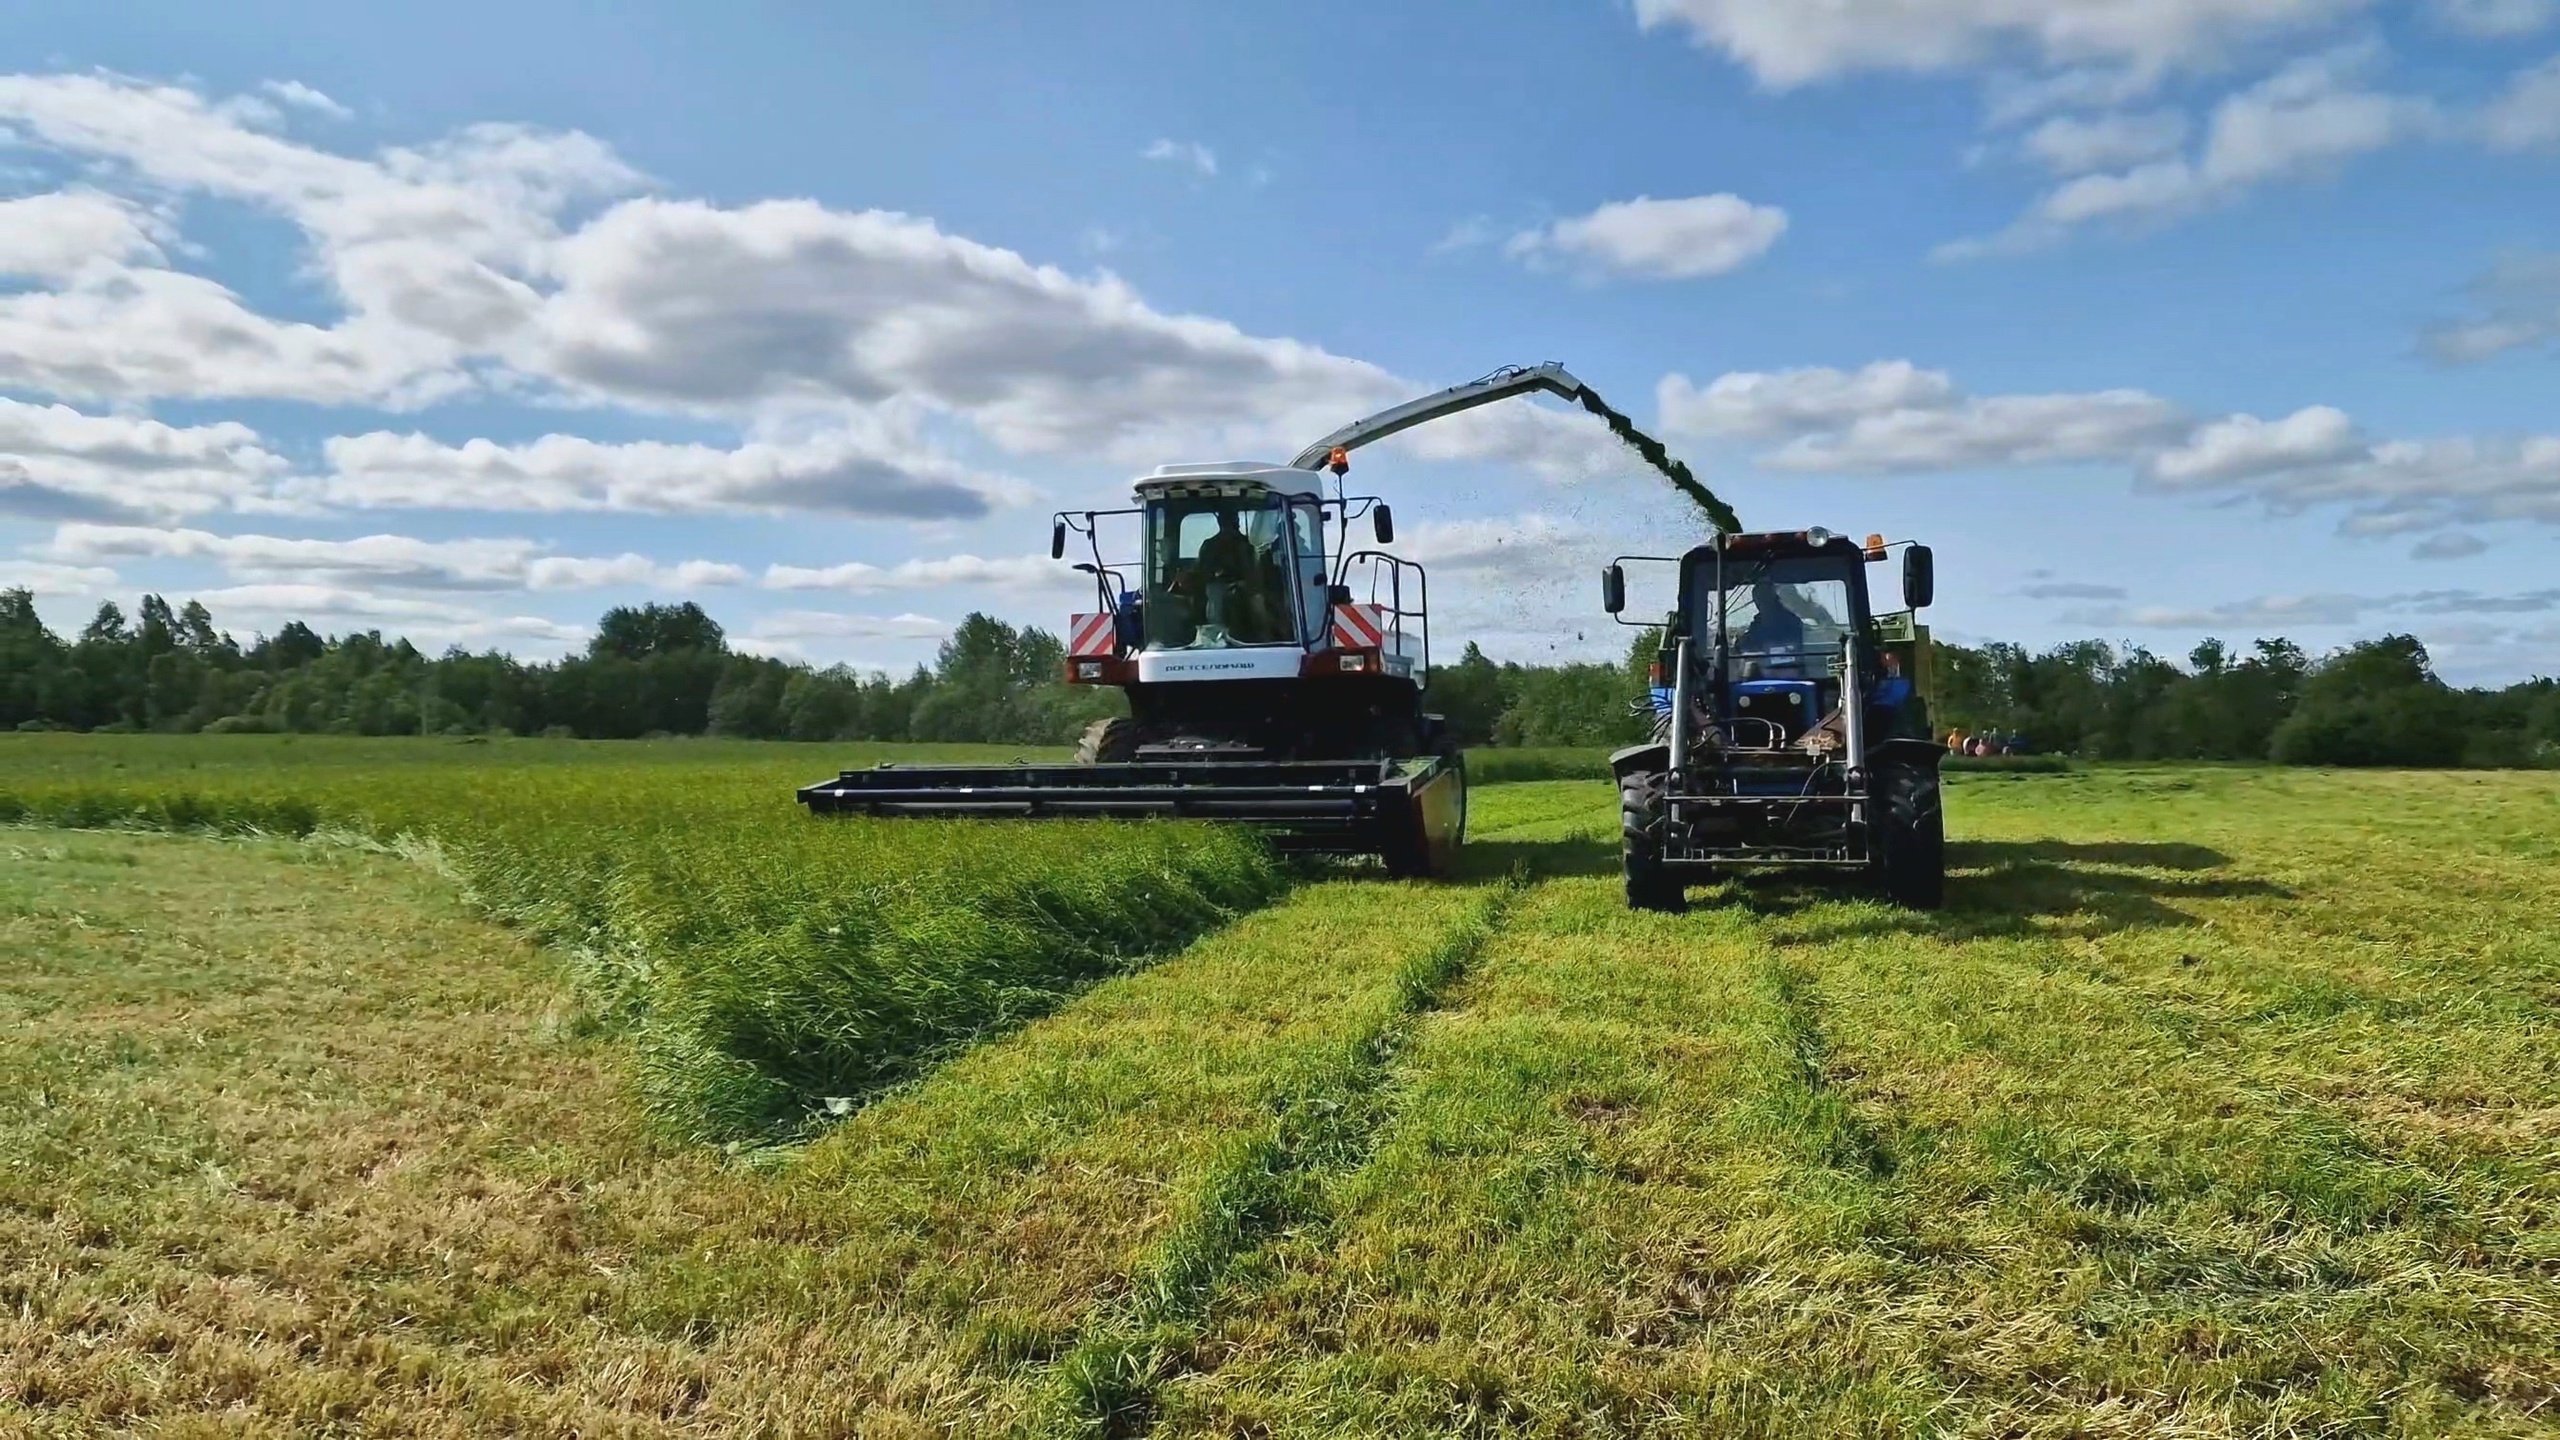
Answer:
[0,735,1285,1143]
[1030,873,1529,1436]
[1150,770,2560,1436]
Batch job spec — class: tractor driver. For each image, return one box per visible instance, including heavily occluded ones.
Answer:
[1739,576,1809,666]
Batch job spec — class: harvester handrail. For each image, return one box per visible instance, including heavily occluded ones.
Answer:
[1341,549,1429,675]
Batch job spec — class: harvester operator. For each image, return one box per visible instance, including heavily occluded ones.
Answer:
[1193,509,1279,641]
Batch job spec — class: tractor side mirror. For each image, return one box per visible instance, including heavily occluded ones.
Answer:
[1327,583,1353,607]
[1601,563,1626,615]
[1050,520,1067,560]
[1371,504,1395,545]
[1903,544,1935,609]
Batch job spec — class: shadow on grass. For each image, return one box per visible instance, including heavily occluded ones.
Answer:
[1724,838,2289,942]
[1459,833,1621,883]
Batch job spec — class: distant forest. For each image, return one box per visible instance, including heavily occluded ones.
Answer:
[4,589,2554,768]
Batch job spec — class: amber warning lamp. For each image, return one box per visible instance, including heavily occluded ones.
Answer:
[1864,533,1889,560]
[1327,446,1350,476]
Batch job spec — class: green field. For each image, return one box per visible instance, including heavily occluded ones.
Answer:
[4,737,2557,1437]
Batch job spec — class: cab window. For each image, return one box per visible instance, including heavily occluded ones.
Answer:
[1144,497,1298,648]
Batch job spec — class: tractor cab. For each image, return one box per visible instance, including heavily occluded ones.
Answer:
[1679,533,1886,754]
[1601,527,1946,912]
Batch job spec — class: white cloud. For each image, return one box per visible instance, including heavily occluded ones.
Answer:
[1659,360,2185,471]
[760,552,1077,595]
[0,190,166,278]
[313,423,1019,519]
[43,523,748,592]
[2146,405,2364,485]
[0,72,641,406]
[0,71,1638,525]
[1944,46,2436,254]
[1662,358,2560,543]
[2021,109,2191,172]
[2160,429,2560,531]
[2019,580,2128,599]
[1984,66,2164,126]
[2432,0,2559,34]
[2481,54,2560,150]
[520,197,1444,464]
[1629,0,2372,88]
[738,609,951,661]
[184,583,589,648]
[1504,194,1788,280]
[0,397,289,520]
[0,559,117,593]
[257,79,351,119]
[1141,138,1217,177]
[2427,249,2560,362]
[1768,389,2189,471]
[1658,361,1962,439]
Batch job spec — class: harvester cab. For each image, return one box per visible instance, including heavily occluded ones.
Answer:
[1050,463,1429,765]
[800,362,1643,878]
[1601,528,1946,911]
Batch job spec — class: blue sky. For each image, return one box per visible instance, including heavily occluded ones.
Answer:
[1,0,2556,679]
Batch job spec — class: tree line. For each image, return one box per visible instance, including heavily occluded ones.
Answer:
[3,589,2553,767]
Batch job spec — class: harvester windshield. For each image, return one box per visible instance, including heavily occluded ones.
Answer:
[1694,556,1855,680]
[1144,494,1321,649]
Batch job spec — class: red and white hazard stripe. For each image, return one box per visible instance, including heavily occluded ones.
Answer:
[1329,603,1387,650]
[1068,612,1117,657]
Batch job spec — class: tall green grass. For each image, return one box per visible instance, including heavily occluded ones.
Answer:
[0,734,1283,1142]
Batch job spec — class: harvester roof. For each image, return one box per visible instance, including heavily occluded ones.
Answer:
[1133,462,1322,503]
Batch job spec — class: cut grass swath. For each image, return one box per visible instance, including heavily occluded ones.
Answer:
[0,735,1286,1142]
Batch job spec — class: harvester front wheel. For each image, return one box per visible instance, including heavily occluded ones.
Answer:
[1076,716,1145,765]
[1875,768,1945,910]
[1619,767,1686,913]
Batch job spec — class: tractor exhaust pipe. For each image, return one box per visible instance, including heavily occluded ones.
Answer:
[1841,632,1868,818]
[1667,634,1693,780]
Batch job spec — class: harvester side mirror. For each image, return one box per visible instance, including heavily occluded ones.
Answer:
[1601,563,1626,615]
[1903,544,1935,609]
[1372,504,1394,545]
[1050,521,1066,560]
[1327,583,1353,607]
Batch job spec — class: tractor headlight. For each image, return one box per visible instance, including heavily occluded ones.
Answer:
[1076,661,1103,680]
[1339,653,1369,672]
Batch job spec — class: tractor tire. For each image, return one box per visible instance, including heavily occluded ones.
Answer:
[1874,768,1945,911]
[1619,767,1687,913]
[1076,716,1144,765]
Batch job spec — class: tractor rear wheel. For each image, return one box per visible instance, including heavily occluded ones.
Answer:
[1619,767,1686,913]
[1076,716,1144,765]
[1874,768,1945,910]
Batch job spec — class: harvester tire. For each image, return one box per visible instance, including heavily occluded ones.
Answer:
[1076,716,1144,766]
[1876,769,1945,911]
[1619,768,1686,913]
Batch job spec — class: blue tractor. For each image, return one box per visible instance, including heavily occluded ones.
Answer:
[1601,528,1945,911]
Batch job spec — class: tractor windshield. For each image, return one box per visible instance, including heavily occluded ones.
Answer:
[1144,496,1303,649]
[1694,556,1856,680]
